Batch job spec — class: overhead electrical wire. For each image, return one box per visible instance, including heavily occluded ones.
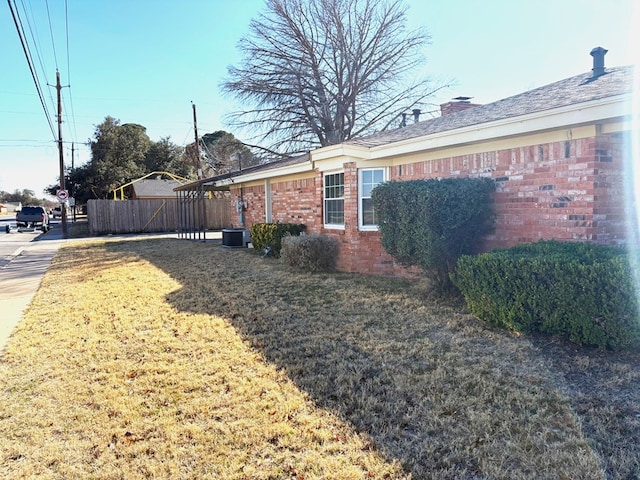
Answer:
[8,0,81,168]
[44,0,59,70]
[7,0,57,140]
[21,0,57,115]
[63,0,79,144]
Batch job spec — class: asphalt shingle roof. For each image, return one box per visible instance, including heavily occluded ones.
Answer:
[177,65,634,190]
[173,153,311,190]
[131,179,181,197]
[347,66,634,148]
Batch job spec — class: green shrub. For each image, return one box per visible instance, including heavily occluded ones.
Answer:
[280,235,339,272]
[249,223,306,256]
[452,240,640,350]
[371,177,495,290]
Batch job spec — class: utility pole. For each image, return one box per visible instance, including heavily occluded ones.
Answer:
[191,102,206,239]
[71,142,76,222]
[56,70,68,239]
[192,102,202,179]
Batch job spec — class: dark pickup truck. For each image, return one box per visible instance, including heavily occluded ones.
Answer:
[14,206,51,232]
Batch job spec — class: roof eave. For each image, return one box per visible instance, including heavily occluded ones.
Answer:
[311,143,372,161]
[367,93,633,159]
[176,158,315,191]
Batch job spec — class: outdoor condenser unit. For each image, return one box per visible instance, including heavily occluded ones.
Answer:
[222,228,250,248]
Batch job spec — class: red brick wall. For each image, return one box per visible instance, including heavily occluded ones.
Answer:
[317,163,417,276]
[591,133,628,244]
[271,177,321,227]
[385,134,627,252]
[345,133,627,275]
[230,132,628,277]
[229,176,322,230]
[238,184,265,227]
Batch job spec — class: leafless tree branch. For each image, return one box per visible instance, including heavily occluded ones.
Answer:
[222,0,448,154]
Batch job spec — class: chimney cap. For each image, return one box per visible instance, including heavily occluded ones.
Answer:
[590,46,608,56]
[453,96,473,102]
[590,46,608,78]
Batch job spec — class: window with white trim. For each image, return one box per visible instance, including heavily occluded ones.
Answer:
[358,168,385,230]
[324,172,344,227]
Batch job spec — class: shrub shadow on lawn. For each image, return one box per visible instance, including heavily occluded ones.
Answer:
[120,239,638,479]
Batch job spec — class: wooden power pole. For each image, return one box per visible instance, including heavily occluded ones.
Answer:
[56,70,68,239]
[192,102,202,179]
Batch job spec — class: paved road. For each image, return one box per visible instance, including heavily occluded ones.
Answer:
[0,218,49,268]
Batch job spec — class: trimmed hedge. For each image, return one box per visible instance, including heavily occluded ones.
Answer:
[249,223,306,256]
[281,235,338,272]
[371,177,495,289]
[452,240,640,350]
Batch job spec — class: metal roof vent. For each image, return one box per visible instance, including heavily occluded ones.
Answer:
[590,46,608,78]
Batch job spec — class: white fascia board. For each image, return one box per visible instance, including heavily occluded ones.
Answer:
[311,143,371,161]
[368,94,633,160]
[213,160,314,187]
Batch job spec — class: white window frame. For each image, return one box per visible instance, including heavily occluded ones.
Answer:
[323,171,345,229]
[358,167,386,231]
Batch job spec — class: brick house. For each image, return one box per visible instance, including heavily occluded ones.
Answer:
[177,48,637,276]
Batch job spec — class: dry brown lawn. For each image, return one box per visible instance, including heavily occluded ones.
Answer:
[0,234,638,479]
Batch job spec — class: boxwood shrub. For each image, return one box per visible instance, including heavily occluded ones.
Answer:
[452,240,640,350]
[249,223,306,257]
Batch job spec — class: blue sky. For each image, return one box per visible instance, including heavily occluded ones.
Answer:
[1,0,638,198]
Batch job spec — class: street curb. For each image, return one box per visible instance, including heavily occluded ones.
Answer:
[0,247,25,270]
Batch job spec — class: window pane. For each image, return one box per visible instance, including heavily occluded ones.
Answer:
[324,172,344,225]
[325,173,344,199]
[359,168,384,227]
[362,198,377,225]
[325,199,344,224]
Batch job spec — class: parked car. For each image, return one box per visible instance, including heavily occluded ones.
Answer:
[15,206,50,232]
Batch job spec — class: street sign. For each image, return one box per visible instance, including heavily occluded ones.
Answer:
[56,189,69,201]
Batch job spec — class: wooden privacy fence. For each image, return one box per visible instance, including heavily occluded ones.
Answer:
[87,198,231,235]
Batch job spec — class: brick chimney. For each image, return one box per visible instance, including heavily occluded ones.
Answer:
[590,46,608,78]
[440,96,482,116]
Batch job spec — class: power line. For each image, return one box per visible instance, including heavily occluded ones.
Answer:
[9,0,80,178]
[44,0,59,70]
[63,0,78,143]
[20,0,57,114]
[7,0,57,140]
[0,138,54,143]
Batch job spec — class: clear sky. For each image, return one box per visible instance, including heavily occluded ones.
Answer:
[1,0,638,199]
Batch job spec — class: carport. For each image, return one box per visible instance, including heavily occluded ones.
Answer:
[173,175,232,241]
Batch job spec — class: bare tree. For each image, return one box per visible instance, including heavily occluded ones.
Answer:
[223,0,446,154]
[200,131,259,173]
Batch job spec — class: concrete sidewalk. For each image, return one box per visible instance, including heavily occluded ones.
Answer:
[0,225,66,356]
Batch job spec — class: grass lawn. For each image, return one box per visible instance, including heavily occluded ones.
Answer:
[0,235,638,479]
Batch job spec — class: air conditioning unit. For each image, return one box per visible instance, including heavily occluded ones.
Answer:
[222,228,250,248]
